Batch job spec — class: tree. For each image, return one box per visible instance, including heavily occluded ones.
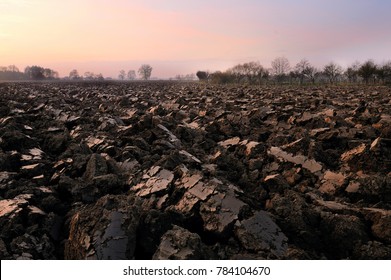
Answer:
[244,61,266,84]
[228,64,246,83]
[271,57,290,75]
[271,57,290,83]
[118,69,126,80]
[138,64,153,80]
[0,65,24,80]
[358,60,377,84]
[289,70,299,84]
[84,72,95,80]
[7,65,19,72]
[173,73,196,81]
[185,73,196,80]
[295,59,311,84]
[127,70,136,80]
[377,61,391,84]
[43,68,58,79]
[226,61,264,84]
[303,66,318,84]
[96,73,104,81]
[323,62,342,83]
[196,71,209,81]
[24,66,31,78]
[23,65,57,80]
[210,71,235,84]
[345,61,361,83]
[69,69,80,80]
[25,66,45,80]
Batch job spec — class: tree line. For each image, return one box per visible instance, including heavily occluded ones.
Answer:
[66,64,153,81]
[0,65,59,80]
[0,64,154,81]
[197,58,391,85]
[117,64,153,81]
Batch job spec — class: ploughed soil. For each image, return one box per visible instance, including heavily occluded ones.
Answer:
[1,81,390,260]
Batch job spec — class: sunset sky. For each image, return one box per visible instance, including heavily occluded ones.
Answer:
[1,0,390,78]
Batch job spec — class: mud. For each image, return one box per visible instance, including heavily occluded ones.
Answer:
[0,81,390,259]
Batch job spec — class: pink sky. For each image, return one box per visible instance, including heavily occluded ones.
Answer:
[1,0,390,78]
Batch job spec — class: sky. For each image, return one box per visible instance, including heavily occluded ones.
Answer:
[1,0,390,78]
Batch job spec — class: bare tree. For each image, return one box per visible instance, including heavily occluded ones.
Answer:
[345,61,361,83]
[0,65,24,80]
[7,65,19,72]
[304,66,318,84]
[173,73,196,81]
[69,69,80,80]
[43,68,58,79]
[209,71,235,84]
[358,60,377,84]
[138,64,153,80]
[271,57,290,75]
[295,59,311,84]
[96,73,104,81]
[227,64,245,83]
[186,73,196,80]
[26,66,45,80]
[377,61,391,84]
[271,57,290,83]
[323,62,342,84]
[127,70,136,80]
[24,66,31,78]
[118,69,126,80]
[243,61,266,84]
[84,72,95,80]
[227,61,268,84]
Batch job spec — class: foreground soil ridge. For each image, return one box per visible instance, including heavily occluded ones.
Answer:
[0,81,390,259]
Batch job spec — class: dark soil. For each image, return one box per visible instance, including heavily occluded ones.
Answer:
[1,81,390,260]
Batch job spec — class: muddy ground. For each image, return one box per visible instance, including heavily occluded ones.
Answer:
[0,81,390,260]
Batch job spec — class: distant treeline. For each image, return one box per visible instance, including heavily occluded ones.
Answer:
[0,65,59,80]
[3,58,391,84]
[197,58,391,85]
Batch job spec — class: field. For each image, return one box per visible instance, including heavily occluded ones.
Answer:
[1,81,390,259]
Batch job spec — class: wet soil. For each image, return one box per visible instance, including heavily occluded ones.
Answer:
[1,81,390,259]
